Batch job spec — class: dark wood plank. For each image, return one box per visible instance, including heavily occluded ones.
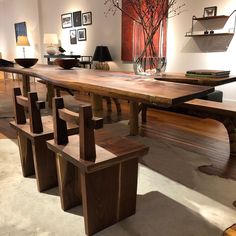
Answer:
[32,139,58,192]
[47,134,148,173]
[56,154,82,211]
[58,108,79,125]
[118,158,139,220]
[12,88,26,124]
[79,105,97,161]
[81,164,120,235]
[130,101,139,136]
[28,92,44,133]
[184,98,236,116]
[22,74,30,97]
[17,134,35,177]
[53,97,68,145]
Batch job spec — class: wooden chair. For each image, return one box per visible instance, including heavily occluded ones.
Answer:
[47,97,149,235]
[10,88,78,192]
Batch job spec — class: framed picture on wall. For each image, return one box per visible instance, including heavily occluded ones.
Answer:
[73,11,82,27]
[82,12,92,25]
[61,13,73,28]
[14,22,27,42]
[70,30,77,44]
[203,6,217,17]
[77,28,86,41]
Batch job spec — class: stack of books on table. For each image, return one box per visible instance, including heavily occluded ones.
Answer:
[185,70,230,78]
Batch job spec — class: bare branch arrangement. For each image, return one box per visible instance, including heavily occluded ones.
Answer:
[104,0,185,74]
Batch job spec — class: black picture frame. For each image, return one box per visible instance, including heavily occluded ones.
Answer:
[82,12,92,26]
[203,6,217,17]
[14,22,27,42]
[73,11,82,27]
[70,30,77,44]
[61,13,73,28]
[77,28,87,41]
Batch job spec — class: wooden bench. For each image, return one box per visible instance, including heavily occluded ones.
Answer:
[141,98,236,176]
[46,97,149,235]
[10,88,78,192]
[223,224,236,236]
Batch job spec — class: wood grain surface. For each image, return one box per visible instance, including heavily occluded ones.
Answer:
[0,65,214,107]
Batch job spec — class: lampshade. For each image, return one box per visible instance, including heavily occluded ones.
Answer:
[16,36,30,46]
[92,46,112,62]
[44,33,59,45]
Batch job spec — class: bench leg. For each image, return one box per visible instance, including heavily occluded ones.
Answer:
[56,154,82,211]
[32,139,58,192]
[198,116,236,180]
[17,133,35,177]
[113,98,122,114]
[91,93,103,117]
[130,102,139,136]
[81,158,138,235]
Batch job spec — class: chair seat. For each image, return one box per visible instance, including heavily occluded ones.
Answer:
[47,129,148,173]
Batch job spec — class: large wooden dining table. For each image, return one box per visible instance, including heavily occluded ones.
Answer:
[0,64,215,135]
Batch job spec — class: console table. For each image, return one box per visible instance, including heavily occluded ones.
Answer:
[44,55,92,69]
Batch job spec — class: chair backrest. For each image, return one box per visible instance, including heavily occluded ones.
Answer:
[52,97,103,161]
[12,87,45,133]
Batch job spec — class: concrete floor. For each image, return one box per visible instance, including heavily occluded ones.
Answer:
[0,122,236,235]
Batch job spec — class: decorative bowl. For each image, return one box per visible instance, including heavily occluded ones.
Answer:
[55,58,78,69]
[15,58,38,68]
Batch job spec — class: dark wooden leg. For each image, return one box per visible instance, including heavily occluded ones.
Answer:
[91,93,103,117]
[130,101,139,136]
[17,133,35,177]
[56,154,82,210]
[140,104,147,123]
[81,159,139,235]
[112,98,122,114]
[103,96,112,112]
[22,74,30,97]
[46,82,55,109]
[32,139,58,192]
[118,158,139,220]
[198,116,236,180]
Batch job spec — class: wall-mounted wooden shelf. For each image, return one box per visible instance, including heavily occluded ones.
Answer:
[185,32,234,37]
[193,15,230,21]
[186,10,236,38]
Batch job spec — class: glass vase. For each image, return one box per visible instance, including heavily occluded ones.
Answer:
[132,21,166,76]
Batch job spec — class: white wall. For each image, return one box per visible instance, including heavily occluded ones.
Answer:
[167,0,236,101]
[38,0,132,71]
[0,0,41,59]
[1,0,236,100]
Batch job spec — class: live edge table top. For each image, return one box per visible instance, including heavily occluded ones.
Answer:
[0,65,214,108]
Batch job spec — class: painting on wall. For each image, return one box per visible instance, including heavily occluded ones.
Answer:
[121,0,167,62]
[77,28,86,41]
[14,22,27,42]
[73,11,82,27]
[70,30,77,44]
[82,12,92,25]
[61,13,73,28]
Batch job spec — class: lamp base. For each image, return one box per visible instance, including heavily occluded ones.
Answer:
[94,62,109,71]
[46,46,57,55]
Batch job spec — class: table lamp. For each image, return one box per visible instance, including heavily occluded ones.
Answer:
[44,33,59,55]
[92,46,112,70]
[16,35,30,58]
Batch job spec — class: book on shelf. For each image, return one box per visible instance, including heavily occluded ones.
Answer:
[185,69,230,78]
